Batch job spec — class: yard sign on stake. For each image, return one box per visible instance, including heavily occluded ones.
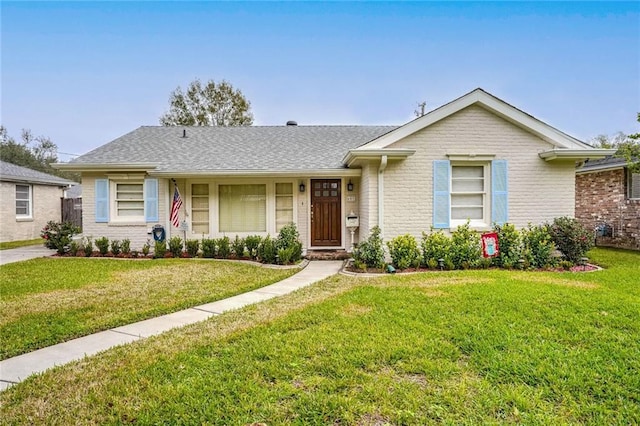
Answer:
[481,232,499,258]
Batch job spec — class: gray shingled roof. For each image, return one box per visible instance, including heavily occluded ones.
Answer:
[69,126,398,172]
[579,156,628,172]
[0,160,73,186]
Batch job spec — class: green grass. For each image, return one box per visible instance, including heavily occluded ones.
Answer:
[0,258,297,359]
[1,248,639,424]
[0,238,43,250]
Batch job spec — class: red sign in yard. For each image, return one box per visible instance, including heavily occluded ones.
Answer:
[481,232,499,258]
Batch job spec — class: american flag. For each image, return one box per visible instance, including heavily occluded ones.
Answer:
[170,184,183,227]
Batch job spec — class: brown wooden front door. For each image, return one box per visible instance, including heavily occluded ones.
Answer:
[310,179,341,246]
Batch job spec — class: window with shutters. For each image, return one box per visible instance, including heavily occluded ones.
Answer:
[191,183,210,234]
[450,163,489,227]
[629,169,640,200]
[219,184,266,232]
[15,184,32,218]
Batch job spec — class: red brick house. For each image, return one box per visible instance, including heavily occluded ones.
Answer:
[576,157,640,250]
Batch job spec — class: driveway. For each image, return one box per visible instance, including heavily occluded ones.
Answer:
[0,245,56,265]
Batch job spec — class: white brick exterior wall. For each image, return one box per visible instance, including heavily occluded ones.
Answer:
[378,105,576,241]
[0,181,65,242]
[82,174,169,250]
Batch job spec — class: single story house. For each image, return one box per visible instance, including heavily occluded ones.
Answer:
[57,88,614,252]
[576,157,640,250]
[0,160,74,242]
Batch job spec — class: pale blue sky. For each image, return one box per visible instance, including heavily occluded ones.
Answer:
[1,1,639,160]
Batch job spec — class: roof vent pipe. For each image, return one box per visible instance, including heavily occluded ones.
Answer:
[286,121,298,126]
[182,129,187,138]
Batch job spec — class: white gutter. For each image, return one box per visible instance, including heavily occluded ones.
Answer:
[538,148,616,161]
[52,163,159,172]
[150,169,362,178]
[378,155,388,238]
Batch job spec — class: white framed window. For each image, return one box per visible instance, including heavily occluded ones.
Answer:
[15,184,32,218]
[111,181,144,220]
[275,182,294,232]
[450,163,489,226]
[191,183,210,234]
[219,184,267,232]
[629,170,640,200]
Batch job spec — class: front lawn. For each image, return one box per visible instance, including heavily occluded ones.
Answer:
[1,248,639,424]
[0,238,43,250]
[0,258,297,359]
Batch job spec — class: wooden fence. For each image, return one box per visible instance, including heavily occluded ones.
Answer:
[61,198,82,230]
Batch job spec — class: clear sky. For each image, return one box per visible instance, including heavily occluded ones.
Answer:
[1,1,639,161]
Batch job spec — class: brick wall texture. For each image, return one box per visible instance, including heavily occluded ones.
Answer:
[0,181,64,242]
[380,104,576,241]
[575,168,640,250]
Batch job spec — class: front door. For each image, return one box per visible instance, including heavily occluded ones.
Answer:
[310,179,341,246]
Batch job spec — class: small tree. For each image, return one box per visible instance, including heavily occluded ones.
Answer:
[159,78,254,127]
[40,221,81,255]
[548,217,594,264]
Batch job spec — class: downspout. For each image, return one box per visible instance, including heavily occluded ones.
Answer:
[378,155,388,238]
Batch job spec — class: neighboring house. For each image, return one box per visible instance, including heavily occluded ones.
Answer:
[576,157,640,250]
[0,161,74,242]
[56,88,614,252]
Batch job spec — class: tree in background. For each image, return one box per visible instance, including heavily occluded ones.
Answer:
[160,78,254,126]
[0,126,79,181]
[589,113,640,173]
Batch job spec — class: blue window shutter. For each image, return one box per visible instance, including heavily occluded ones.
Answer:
[144,178,159,222]
[492,160,508,225]
[95,179,109,223]
[433,160,451,229]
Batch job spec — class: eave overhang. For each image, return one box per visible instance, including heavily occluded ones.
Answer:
[150,168,362,178]
[52,163,159,172]
[343,149,416,167]
[538,149,617,162]
[0,176,71,187]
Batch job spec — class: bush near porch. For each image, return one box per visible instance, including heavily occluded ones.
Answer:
[355,217,594,272]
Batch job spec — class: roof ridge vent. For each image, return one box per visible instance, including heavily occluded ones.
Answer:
[286,120,298,126]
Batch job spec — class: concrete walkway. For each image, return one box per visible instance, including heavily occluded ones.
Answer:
[0,245,55,265]
[0,260,343,391]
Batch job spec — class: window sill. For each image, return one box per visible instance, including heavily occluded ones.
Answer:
[450,223,491,232]
[108,221,147,227]
[16,217,34,222]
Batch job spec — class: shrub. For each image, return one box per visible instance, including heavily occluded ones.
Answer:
[492,223,522,269]
[421,229,453,269]
[217,236,231,259]
[69,240,80,256]
[168,236,183,257]
[387,234,420,270]
[185,239,200,257]
[142,240,151,257]
[110,239,121,256]
[276,223,303,263]
[522,224,555,269]
[202,238,216,258]
[121,239,131,255]
[450,222,481,269]
[95,237,110,256]
[245,235,261,260]
[232,236,245,258]
[257,235,277,264]
[548,216,594,264]
[277,246,295,265]
[40,221,81,255]
[82,236,93,257]
[353,226,385,269]
[153,240,167,258]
